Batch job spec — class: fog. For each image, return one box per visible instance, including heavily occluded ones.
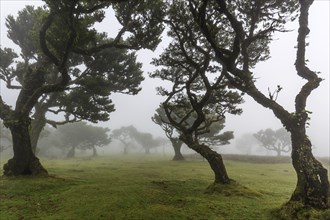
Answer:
[0,1,329,157]
[97,2,330,157]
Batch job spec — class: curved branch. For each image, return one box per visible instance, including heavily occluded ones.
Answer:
[294,0,322,113]
[39,12,60,66]
[73,42,140,55]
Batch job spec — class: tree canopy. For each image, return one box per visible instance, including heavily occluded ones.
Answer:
[150,0,244,184]
[111,125,163,154]
[111,125,139,154]
[0,0,164,176]
[1,5,147,154]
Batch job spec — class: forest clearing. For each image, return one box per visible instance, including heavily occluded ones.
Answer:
[1,155,329,219]
[1,0,329,218]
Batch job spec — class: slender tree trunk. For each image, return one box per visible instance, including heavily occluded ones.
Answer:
[3,117,48,176]
[289,130,329,209]
[66,146,76,158]
[92,146,97,157]
[171,138,184,161]
[180,134,230,184]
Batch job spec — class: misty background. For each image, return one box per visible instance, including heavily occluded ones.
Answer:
[0,1,329,157]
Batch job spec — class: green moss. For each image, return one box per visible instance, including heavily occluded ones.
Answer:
[274,200,330,220]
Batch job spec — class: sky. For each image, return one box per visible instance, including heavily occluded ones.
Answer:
[0,1,329,156]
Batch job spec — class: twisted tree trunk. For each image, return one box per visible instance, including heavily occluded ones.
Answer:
[3,116,48,176]
[286,0,329,209]
[180,133,230,184]
[289,130,329,209]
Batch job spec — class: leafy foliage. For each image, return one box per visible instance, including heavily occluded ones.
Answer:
[0,1,164,171]
[0,0,165,124]
[1,5,146,125]
[161,0,328,209]
[152,107,176,140]
[150,0,244,147]
[150,1,245,183]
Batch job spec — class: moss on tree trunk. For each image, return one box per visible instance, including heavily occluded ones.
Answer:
[288,132,329,209]
[3,118,48,176]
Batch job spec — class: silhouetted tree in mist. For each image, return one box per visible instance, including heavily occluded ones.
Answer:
[152,107,185,160]
[254,128,291,157]
[150,1,243,185]
[112,125,164,154]
[133,131,164,154]
[54,122,110,158]
[111,125,139,154]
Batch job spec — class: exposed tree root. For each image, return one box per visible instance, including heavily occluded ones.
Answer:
[3,157,48,177]
[274,200,330,220]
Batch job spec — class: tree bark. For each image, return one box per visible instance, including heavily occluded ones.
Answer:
[3,117,48,176]
[30,116,47,154]
[287,0,329,209]
[289,130,329,209]
[171,138,185,161]
[180,134,230,184]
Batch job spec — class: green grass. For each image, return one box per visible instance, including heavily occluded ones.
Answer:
[0,155,329,219]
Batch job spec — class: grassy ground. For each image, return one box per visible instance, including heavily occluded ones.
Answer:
[0,155,329,220]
